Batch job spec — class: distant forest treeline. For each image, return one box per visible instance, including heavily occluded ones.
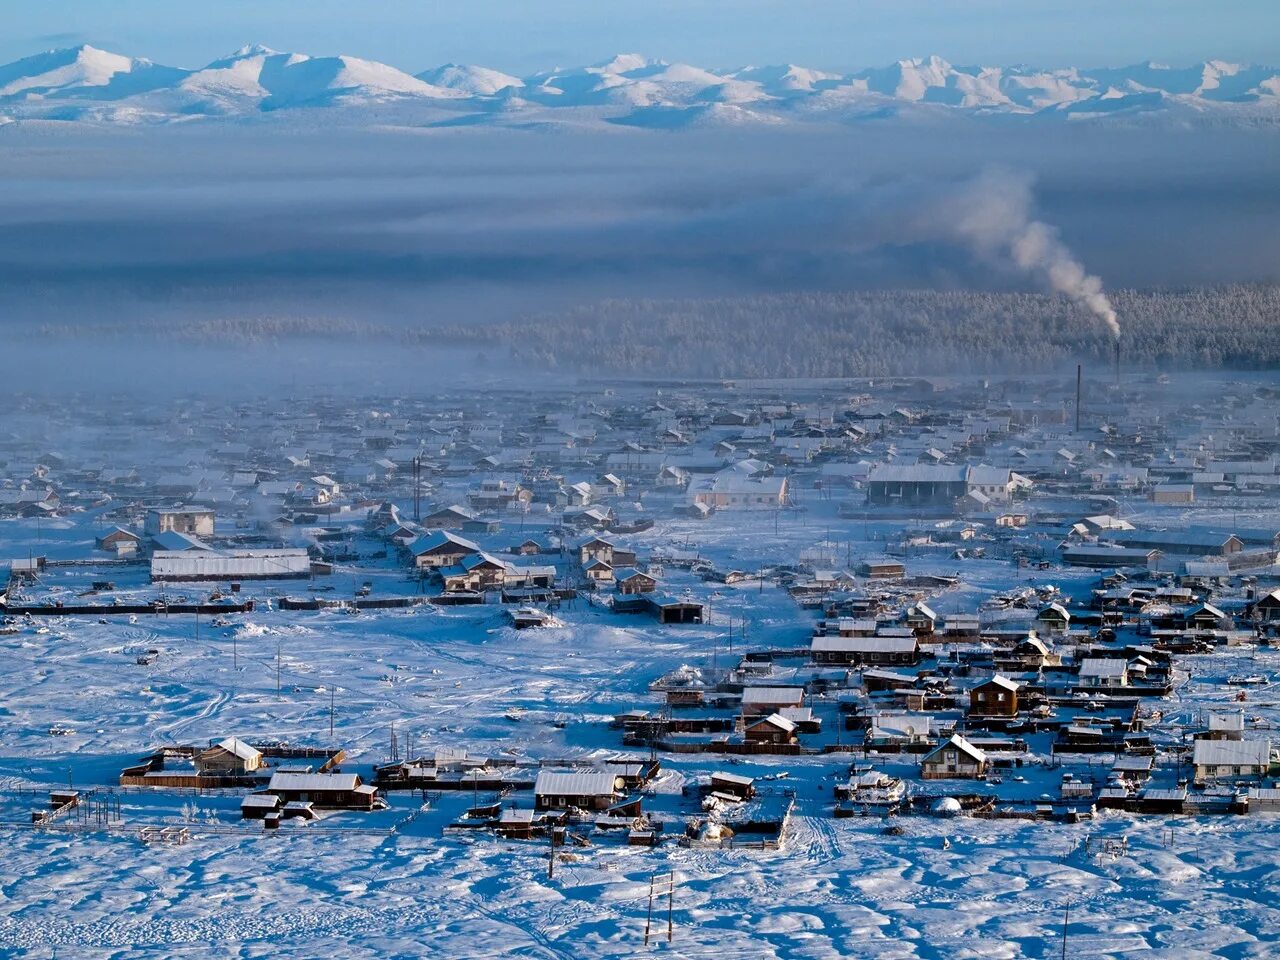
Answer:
[29,285,1280,378]
[435,286,1280,378]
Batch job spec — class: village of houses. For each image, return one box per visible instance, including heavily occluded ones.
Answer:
[3,369,1280,950]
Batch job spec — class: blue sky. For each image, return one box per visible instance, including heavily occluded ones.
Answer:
[6,0,1279,72]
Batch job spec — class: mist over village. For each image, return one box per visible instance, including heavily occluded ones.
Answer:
[1,2,1279,958]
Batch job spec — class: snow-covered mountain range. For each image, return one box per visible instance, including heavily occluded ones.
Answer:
[2,44,1278,129]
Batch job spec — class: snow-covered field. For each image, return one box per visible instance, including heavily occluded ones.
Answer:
[4,783,1280,957]
[3,498,1280,958]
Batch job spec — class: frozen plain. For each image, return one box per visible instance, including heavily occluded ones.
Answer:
[2,498,1280,959]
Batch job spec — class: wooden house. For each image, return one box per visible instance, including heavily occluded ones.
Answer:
[1035,602,1071,636]
[1077,657,1129,688]
[96,526,141,554]
[741,686,804,716]
[195,737,263,776]
[594,474,627,498]
[1192,739,1272,783]
[439,552,508,592]
[744,713,798,745]
[1249,588,1280,624]
[584,559,615,585]
[810,634,919,666]
[903,603,937,636]
[615,568,658,595]
[860,558,906,579]
[409,530,481,569]
[968,676,1020,718]
[534,770,623,811]
[1180,602,1229,631]
[921,734,988,780]
[421,505,478,529]
[579,537,636,568]
[511,538,552,556]
[259,772,382,810]
[709,771,755,801]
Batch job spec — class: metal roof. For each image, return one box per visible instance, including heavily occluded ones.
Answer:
[1078,658,1129,677]
[211,737,261,761]
[267,772,360,792]
[811,636,917,653]
[1192,739,1271,767]
[868,464,967,484]
[534,770,621,797]
[927,734,986,764]
[151,549,310,580]
[741,686,805,702]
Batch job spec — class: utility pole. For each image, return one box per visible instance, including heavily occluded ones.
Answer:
[547,819,557,880]
[413,456,421,522]
[1061,900,1070,960]
[667,871,674,943]
[276,641,281,696]
[1075,363,1083,433]
[644,872,655,946]
[329,685,335,739]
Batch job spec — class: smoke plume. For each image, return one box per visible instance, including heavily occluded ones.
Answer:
[940,169,1121,339]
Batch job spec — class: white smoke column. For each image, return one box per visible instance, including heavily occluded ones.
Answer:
[942,169,1120,340]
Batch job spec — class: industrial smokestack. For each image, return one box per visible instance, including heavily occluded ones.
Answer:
[1076,364,1082,432]
[1114,340,1121,388]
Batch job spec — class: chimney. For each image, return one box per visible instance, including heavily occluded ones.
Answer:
[1075,364,1082,432]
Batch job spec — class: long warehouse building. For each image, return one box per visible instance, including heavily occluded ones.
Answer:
[150,549,313,583]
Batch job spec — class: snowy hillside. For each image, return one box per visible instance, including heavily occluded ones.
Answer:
[1,44,1278,128]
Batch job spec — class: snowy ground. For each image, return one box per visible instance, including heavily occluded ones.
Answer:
[4,499,1280,957]
[4,796,1280,957]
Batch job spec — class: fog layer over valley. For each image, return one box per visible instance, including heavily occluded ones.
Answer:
[2,121,1277,387]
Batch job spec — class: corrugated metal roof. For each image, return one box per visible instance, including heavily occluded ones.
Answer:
[868,465,967,484]
[811,636,917,653]
[534,770,621,797]
[151,549,310,580]
[1193,739,1271,767]
[1078,658,1128,677]
[241,794,280,808]
[741,686,805,702]
[268,772,360,792]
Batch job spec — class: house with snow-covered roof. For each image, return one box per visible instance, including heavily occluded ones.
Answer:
[921,734,988,780]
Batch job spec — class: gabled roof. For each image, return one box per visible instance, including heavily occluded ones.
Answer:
[210,736,261,761]
[408,530,480,556]
[1037,602,1071,621]
[1078,657,1128,677]
[1192,739,1271,767]
[460,551,507,572]
[927,734,987,765]
[534,770,620,797]
[976,675,1021,693]
[151,531,212,552]
[267,772,360,792]
[614,567,655,582]
[750,712,797,733]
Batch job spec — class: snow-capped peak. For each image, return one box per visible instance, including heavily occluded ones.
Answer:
[0,45,1275,127]
[229,43,283,60]
[417,63,524,96]
[594,53,664,75]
